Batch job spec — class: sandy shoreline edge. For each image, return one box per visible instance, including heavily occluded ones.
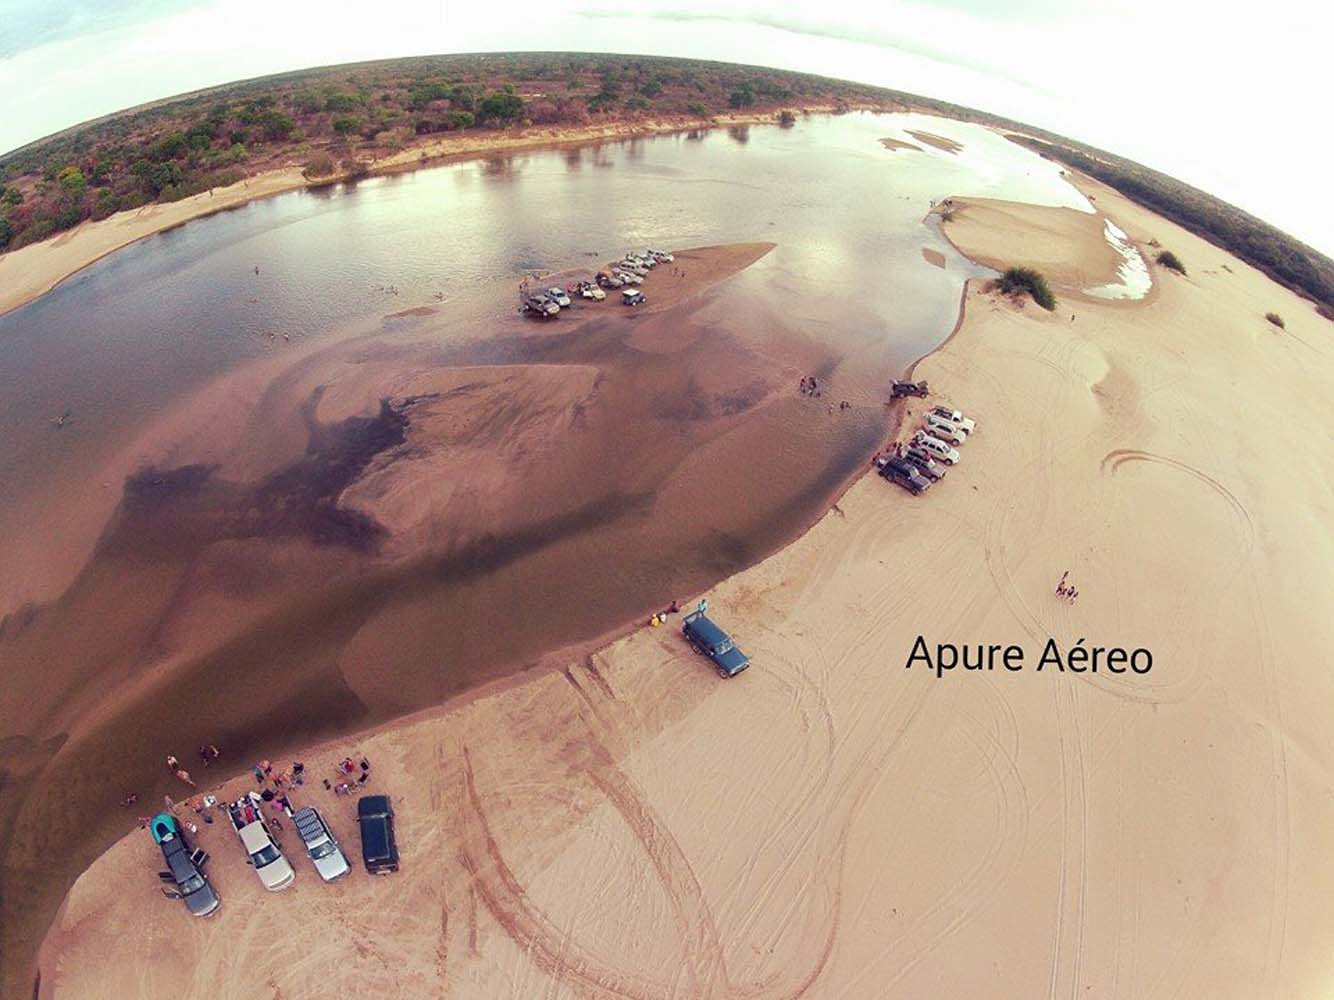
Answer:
[0,104,883,320]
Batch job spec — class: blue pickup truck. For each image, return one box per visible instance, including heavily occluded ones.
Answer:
[682,610,750,678]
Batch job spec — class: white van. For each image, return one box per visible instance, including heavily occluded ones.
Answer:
[913,430,960,465]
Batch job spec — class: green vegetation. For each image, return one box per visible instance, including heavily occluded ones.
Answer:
[1156,250,1187,275]
[1265,311,1285,328]
[6,48,1328,320]
[0,54,884,255]
[778,110,797,127]
[998,266,1057,310]
[1002,134,1331,315]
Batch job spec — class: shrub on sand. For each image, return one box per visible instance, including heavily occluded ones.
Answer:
[302,152,336,179]
[1265,312,1285,328]
[998,266,1057,311]
[1156,249,1186,275]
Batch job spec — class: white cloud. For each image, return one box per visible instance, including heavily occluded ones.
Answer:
[0,0,1329,253]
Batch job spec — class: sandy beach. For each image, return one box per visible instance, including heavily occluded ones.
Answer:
[0,104,873,321]
[31,175,1334,998]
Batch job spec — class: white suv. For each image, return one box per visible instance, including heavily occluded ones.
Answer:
[913,430,960,465]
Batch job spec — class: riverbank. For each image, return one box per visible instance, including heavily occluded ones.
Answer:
[0,105,866,320]
[34,178,1334,997]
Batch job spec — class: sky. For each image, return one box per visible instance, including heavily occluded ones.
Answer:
[0,0,1329,254]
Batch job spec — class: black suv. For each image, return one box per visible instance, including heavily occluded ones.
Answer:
[881,457,931,495]
[357,795,399,874]
[151,813,220,917]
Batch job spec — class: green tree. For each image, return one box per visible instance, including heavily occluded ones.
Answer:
[324,93,360,113]
[448,110,475,130]
[57,165,87,196]
[149,131,189,161]
[332,116,361,135]
[257,110,296,141]
[729,85,755,109]
[478,89,524,123]
[0,215,11,249]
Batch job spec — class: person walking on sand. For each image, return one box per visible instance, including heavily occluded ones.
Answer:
[1056,570,1069,595]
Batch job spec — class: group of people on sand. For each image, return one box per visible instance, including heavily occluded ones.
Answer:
[160,744,220,789]
[1055,570,1080,605]
[326,755,372,796]
[799,375,823,398]
[127,745,374,830]
[649,599,682,627]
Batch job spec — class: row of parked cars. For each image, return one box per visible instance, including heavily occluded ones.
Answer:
[152,794,399,917]
[521,249,674,318]
[876,404,978,495]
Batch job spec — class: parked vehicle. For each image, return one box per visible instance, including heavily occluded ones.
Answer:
[228,794,296,891]
[596,271,623,289]
[358,795,400,874]
[622,288,647,306]
[524,295,559,318]
[682,609,750,678]
[923,415,968,445]
[903,446,948,480]
[650,250,674,263]
[614,270,643,286]
[629,252,656,268]
[931,405,976,434]
[293,806,351,882]
[881,457,932,495]
[913,430,960,465]
[579,282,606,301]
[619,260,649,275]
[891,379,929,398]
[545,287,571,308]
[151,813,220,917]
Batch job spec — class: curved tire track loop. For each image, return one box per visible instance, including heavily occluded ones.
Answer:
[460,641,847,1000]
[834,692,1029,997]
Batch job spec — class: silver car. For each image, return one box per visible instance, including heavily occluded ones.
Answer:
[293,806,351,882]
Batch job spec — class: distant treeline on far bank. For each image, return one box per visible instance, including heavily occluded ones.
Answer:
[1,52,1329,318]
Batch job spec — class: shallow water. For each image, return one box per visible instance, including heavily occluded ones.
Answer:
[0,111,1092,990]
[1086,218,1153,300]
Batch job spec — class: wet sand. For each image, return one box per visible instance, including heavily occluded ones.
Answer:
[938,196,1128,297]
[35,177,1334,998]
[907,129,964,154]
[0,241,898,993]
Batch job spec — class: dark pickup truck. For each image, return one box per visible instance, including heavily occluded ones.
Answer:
[357,795,399,874]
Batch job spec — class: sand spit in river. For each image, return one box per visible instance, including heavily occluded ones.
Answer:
[906,129,963,154]
[34,180,1334,997]
[2,240,900,993]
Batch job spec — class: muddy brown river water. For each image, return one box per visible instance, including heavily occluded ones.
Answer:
[0,112,1096,990]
